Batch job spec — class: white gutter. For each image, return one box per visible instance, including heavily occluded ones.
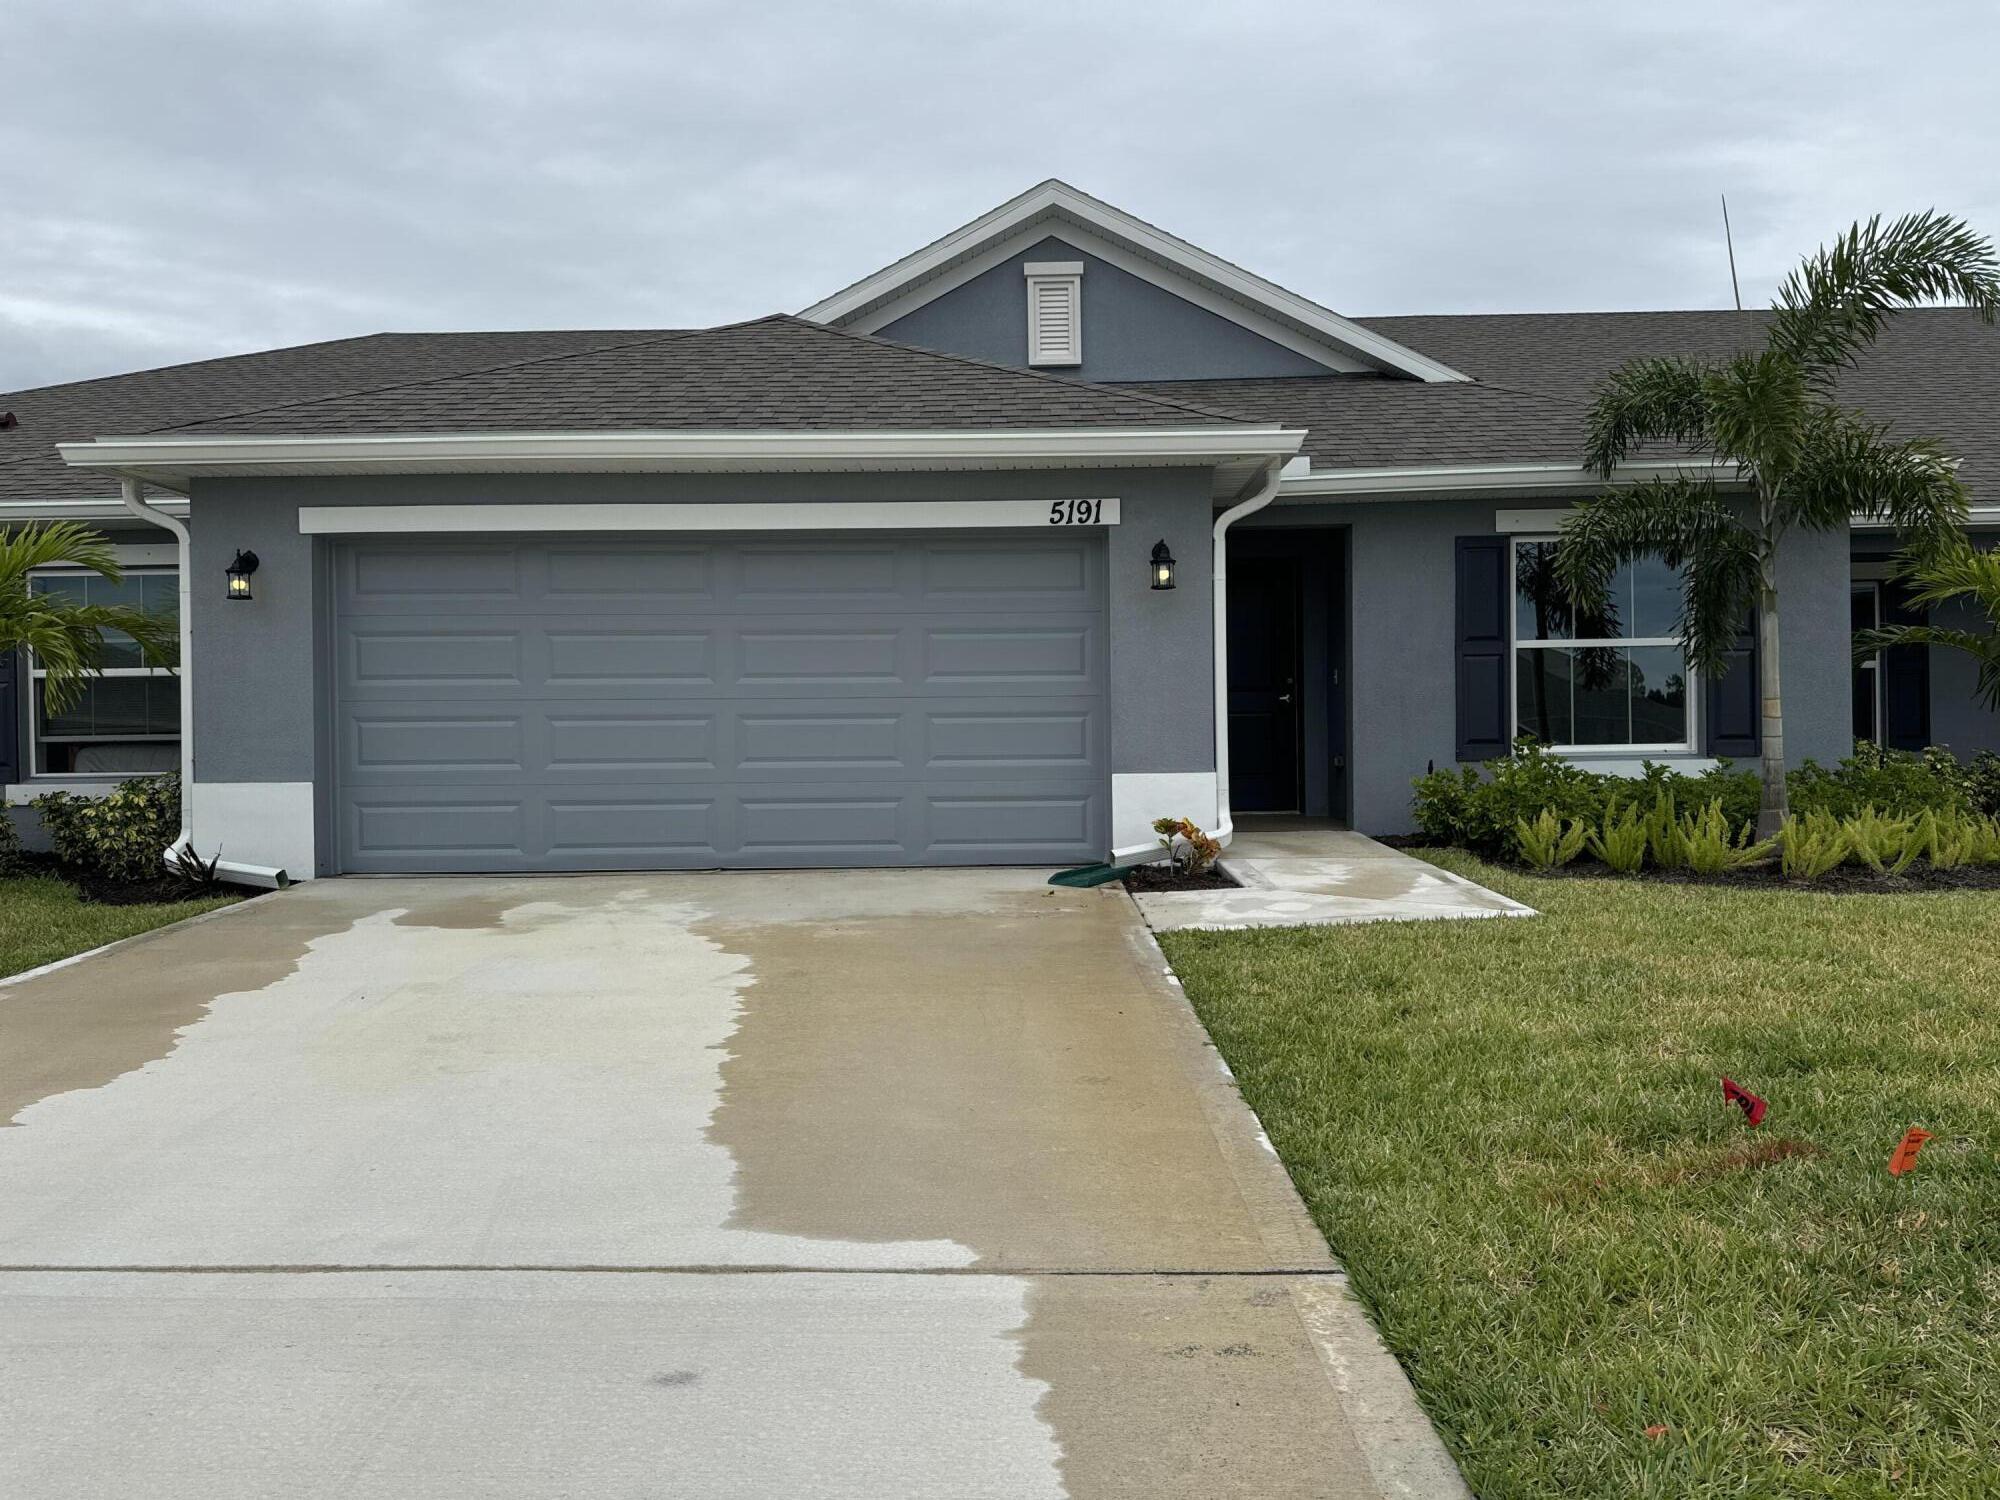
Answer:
[1278,457,1738,499]
[117,478,289,890]
[62,426,1306,490]
[1211,459,1286,846]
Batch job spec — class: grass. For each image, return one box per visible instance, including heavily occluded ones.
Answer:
[1159,853,2000,1499]
[0,875,240,980]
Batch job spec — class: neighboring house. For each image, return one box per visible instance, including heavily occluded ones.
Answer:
[2,180,1994,878]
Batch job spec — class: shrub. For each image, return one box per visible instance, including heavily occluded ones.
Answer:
[1512,808,1589,870]
[1152,815,1221,875]
[0,810,23,877]
[1780,810,1849,879]
[1843,807,1921,875]
[1918,809,1976,871]
[1680,799,1779,874]
[1788,742,1973,821]
[32,773,180,884]
[1586,801,1648,873]
[1642,790,1689,871]
[1967,750,2000,818]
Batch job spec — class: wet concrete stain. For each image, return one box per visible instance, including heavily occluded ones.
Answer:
[698,882,1369,1497]
[0,900,330,1126]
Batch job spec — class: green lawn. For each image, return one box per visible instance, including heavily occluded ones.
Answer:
[0,875,240,980]
[1161,853,2000,1499]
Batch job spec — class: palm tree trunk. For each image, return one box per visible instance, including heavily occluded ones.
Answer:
[1755,581,1787,840]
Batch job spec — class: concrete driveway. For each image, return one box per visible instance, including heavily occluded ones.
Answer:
[0,871,1461,1499]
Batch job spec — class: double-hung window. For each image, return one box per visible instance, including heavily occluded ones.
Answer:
[27,568,180,777]
[1511,539,1693,752]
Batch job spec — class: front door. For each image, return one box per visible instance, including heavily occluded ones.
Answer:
[1227,556,1302,813]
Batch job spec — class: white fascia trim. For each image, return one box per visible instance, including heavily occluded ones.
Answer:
[801,179,1470,383]
[0,495,190,519]
[59,427,1305,490]
[1278,458,1738,499]
[301,498,1122,535]
[1853,505,2000,530]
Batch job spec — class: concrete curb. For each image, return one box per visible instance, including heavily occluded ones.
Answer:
[1122,892,1473,1500]
[0,888,279,992]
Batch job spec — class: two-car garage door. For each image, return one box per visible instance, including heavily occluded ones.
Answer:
[331,533,1108,872]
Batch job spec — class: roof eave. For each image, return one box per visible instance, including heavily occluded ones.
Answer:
[1276,458,1739,500]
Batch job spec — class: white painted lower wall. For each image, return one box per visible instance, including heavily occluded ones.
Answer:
[1110,771,1220,862]
[190,781,317,879]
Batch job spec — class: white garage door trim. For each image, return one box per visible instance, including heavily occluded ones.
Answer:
[299,500,1120,534]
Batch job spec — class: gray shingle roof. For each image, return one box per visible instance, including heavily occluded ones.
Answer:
[1122,309,2000,495]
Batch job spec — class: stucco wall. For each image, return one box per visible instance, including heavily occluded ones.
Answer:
[1256,499,1854,834]
[189,468,1219,871]
[875,235,1336,382]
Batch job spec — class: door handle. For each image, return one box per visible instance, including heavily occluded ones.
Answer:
[1277,692,1293,705]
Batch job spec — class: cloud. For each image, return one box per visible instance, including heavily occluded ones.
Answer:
[4,0,1997,389]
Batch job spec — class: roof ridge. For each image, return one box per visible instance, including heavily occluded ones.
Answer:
[0,331,408,403]
[780,315,1265,426]
[142,325,731,437]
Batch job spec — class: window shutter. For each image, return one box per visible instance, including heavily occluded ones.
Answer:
[1454,536,1510,761]
[1023,262,1082,366]
[1882,581,1931,751]
[1704,613,1760,758]
[0,648,18,788]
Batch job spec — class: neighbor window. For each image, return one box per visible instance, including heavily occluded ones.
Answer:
[27,568,180,777]
[1511,540,1693,751]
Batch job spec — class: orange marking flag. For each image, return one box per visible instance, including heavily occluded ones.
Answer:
[1887,1128,1933,1177]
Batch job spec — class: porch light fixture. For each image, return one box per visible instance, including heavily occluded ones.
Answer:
[1149,539,1176,591]
[226,550,259,600]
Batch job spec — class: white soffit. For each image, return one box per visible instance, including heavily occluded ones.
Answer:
[800,179,1470,384]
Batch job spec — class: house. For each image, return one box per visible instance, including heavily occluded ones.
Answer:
[3,180,1995,879]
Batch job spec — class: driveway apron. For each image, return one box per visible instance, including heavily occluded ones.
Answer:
[0,871,1458,1499]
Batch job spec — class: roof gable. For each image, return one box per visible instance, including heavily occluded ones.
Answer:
[802,180,1469,384]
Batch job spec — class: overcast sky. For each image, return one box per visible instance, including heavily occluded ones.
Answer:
[4,0,1997,392]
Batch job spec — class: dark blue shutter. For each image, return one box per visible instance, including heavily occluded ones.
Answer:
[1704,614,1760,758]
[0,648,18,787]
[1454,536,1511,761]
[1883,581,1930,751]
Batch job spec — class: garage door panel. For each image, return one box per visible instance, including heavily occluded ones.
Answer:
[333,533,1107,871]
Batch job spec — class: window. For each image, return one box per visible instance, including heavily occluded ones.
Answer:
[1511,539,1693,751]
[1852,582,1883,745]
[27,568,180,777]
[1024,260,1083,366]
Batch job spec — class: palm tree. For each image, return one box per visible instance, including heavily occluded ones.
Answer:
[0,522,178,714]
[1554,212,2000,837]
[1857,541,2000,710]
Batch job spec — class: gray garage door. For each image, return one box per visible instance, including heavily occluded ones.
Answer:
[330,533,1108,872]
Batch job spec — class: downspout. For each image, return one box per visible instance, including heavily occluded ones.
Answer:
[118,478,288,889]
[1211,459,1285,846]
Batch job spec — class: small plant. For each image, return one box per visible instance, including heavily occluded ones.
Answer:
[1844,807,1921,876]
[1919,808,1975,871]
[1680,800,1779,874]
[1643,790,1689,871]
[1152,816,1221,876]
[33,773,180,885]
[170,841,223,889]
[1587,800,1648,874]
[0,810,24,877]
[1780,810,1850,879]
[1512,808,1589,870]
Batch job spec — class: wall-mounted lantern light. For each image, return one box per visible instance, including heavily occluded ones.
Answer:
[226,550,260,601]
[1149,539,1177,591]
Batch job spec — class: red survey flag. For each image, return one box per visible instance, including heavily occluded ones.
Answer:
[1887,1128,1932,1177]
[1721,1077,1767,1127]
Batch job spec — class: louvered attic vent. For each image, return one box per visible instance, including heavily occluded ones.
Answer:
[1024,261,1083,367]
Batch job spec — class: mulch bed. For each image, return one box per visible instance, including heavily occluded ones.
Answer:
[1376,839,2000,894]
[1122,863,1241,894]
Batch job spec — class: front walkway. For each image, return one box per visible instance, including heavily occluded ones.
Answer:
[1133,826,1535,933]
[0,869,1465,1499]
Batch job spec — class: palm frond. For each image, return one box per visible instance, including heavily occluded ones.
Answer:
[0,522,125,589]
[1858,622,2000,708]
[1889,541,2000,613]
[1702,350,1810,483]
[1788,406,1969,548]
[1581,356,1718,476]
[1770,211,2000,388]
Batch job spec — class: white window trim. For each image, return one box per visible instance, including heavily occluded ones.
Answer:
[24,563,180,783]
[1509,536,1698,755]
[1853,580,1885,747]
[1024,261,1083,367]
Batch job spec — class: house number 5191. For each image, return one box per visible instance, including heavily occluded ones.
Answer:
[1047,499,1104,525]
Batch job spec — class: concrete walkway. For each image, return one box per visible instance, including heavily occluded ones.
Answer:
[1133,827,1535,933]
[0,870,1467,1499]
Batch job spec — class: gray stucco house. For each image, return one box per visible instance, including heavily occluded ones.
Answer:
[3,180,1995,880]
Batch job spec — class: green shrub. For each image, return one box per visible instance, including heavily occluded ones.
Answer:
[1780,810,1850,879]
[1512,808,1589,870]
[1919,808,1976,871]
[1642,790,1689,871]
[1412,741,1611,859]
[1788,742,1973,821]
[0,810,24,877]
[1843,807,1921,875]
[32,773,180,884]
[1586,801,1648,873]
[1680,799,1779,874]
[1967,750,2000,817]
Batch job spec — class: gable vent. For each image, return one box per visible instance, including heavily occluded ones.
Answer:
[1024,261,1083,367]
